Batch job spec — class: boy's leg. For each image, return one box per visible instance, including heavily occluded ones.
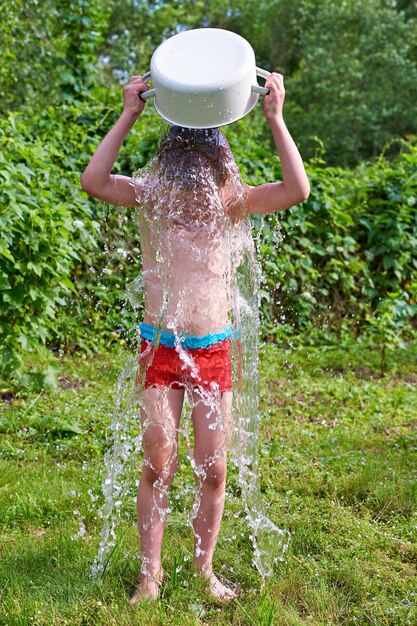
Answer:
[190,389,237,599]
[131,385,184,602]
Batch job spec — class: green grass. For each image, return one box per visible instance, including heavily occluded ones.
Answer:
[1,342,416,625]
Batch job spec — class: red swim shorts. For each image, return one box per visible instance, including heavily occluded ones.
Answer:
[137,338,233,392]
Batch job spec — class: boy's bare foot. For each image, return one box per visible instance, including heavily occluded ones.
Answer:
[195,564,239,602]
[129,568,164,604]
[205,571,238,602]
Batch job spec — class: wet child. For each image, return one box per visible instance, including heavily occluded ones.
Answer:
[81,72,309,603]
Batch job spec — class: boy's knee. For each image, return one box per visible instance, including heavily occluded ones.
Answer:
[142,425,178,478]
[203,457,227,490]
[143,452,178,487]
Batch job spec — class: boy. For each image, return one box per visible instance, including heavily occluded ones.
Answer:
[82,72,309,602]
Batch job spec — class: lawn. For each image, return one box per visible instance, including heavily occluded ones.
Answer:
[1,342,416,625]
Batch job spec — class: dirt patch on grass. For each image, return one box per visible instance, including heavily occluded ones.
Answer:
[296,392,323,404]
[354,366,383,380]
[265,380,295,407]
[330,367,345,376]
[58,376,86,391]
[267,379,290,390]
[401,375,417,384]
[391,541,417,565]
[0,391,17,404]
[386,374,417,388]
[265,383,324,410]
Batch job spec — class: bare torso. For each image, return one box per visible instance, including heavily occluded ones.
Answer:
[134,167,249,336]
[141,216,233,336]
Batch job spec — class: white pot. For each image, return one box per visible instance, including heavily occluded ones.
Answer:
[140,28,270,129]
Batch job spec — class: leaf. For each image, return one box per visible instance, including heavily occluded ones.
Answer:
[38,416,52,430]
[51,420,84,435]
[27,261,42,276]
[0,247,15,263]
[0,274,11,290]
[42,365,59,390]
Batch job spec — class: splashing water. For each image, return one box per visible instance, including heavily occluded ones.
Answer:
[90,124,290,588]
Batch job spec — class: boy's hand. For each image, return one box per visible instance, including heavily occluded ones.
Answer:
[122,75,150,119]
[262,73,285,123]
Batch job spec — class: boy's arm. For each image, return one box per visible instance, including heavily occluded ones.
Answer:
[80,76,149,207]
[246,73,310,215]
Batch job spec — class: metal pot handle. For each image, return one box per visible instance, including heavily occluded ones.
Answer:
[139,71,155,101]
[251,67,271,96]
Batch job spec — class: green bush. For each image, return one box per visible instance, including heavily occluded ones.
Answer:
[0,108,100,383]
[1,102,416,387]
[0,94,162,385]
[259,139,417,343]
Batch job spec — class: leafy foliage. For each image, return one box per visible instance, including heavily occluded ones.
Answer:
[1,96,416,384]
[1,0,417,385]
[285,0,417,165]
[2,0,416,165]
[97,0,417,165]
[0,107,99,380]
[0,0,111,112]
[258,140,417,343]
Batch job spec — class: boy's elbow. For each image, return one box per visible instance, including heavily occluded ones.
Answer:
[292,179,310,204]
[80,172,88,191]
[80,171,88,191]
[283,179,310,208]
[299,182,310,203]
[80,172,94,195]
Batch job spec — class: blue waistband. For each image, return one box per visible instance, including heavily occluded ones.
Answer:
[139,323,233,349]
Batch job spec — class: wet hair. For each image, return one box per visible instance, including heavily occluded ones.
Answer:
[154,125,234,189]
